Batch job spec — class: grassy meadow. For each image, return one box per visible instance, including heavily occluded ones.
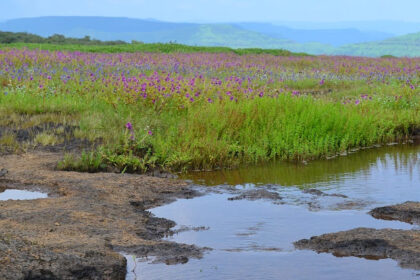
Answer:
[0,46,419,173]
[0,43,306,56]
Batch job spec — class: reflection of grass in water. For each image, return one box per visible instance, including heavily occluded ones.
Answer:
[184,144,419,186]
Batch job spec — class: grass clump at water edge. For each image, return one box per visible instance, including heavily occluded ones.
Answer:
[0,48,418,173]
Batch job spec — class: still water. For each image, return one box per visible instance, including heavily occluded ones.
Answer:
[0,189,48,201]
[127,144,420,280]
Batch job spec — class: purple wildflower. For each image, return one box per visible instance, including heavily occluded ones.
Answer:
[125,122,133,130]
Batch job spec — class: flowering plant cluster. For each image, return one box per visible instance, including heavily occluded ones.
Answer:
[0,49,418,110]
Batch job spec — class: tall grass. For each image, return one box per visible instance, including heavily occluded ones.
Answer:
[0,48,418,173]
[1,92,417,172]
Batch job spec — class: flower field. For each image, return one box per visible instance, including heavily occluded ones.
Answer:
[0,48,419,172]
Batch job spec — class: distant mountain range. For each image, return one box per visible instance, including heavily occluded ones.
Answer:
[336,32,420,57]
[235,23,393,46]
[0,16,419,57]
[271,20,420,36]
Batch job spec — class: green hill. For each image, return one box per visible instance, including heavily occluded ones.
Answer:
[0,17,336,55]
[0,17,418,57]
[336,32,420,57]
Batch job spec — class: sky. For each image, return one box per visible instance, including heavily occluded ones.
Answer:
[1,0,419,23]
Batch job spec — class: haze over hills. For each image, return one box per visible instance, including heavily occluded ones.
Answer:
[336,32,420,57]
[235,23,393,46]
[0,16,419,57]
[0,16,334,54]
[271,21,420,35]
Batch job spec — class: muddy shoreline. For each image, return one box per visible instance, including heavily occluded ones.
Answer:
[0,149,419,279]
[295,202,420,270]
[0,152,205,279]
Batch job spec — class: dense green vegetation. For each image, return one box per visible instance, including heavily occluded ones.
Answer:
[0,48,418,173]
[0,31,126,45]
[2,93,417,173]
[0,42,305,56]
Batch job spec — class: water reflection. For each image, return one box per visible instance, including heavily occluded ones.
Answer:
[183,144,419,187]
[127,145,420,280]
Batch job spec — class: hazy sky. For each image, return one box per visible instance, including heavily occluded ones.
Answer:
[1,0,419,22]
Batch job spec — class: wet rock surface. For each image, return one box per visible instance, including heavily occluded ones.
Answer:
[115,243,210,265]
[302,188,348,198]
[370,201,420,225]
[0,152,203,279]
[295,201,420,270]
[227,189,282,202]
[171,225,210,235]
[294,227,420,270]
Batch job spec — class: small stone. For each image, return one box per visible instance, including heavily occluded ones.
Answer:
[0,169,7,178]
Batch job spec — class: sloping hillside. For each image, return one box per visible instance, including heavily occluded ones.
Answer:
[0,16,336,54]
[336,32,420,57]
[236,23,393,46]
[0,17,418,57]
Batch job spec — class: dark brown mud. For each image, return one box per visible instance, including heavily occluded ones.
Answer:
[295,202,420,270]
[294,227,420,270]
[0,123,95,155]
[370,201,420,225]
[0,152,204,280]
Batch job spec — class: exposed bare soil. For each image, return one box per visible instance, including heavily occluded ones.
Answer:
[0,152,204,280]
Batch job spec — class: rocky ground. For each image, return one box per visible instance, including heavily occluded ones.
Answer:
[0,152,205,280]
[370,201,420,225]
[1,149,419,279]
[295,202,420,270]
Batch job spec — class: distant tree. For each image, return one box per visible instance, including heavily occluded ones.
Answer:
[0,30,128,46]
[47,34,66,44]
[131,40,144,44]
